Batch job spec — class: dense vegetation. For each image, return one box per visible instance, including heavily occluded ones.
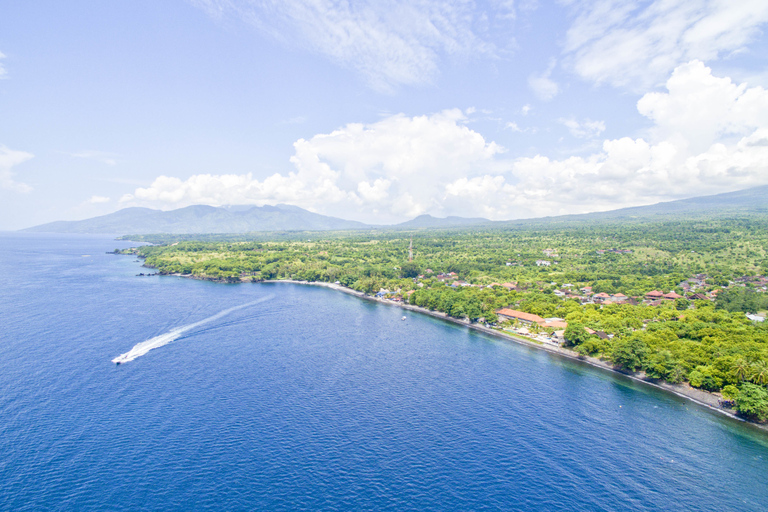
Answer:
[124,215,768,422]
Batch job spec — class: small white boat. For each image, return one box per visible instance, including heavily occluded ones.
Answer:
[401,316,406,321]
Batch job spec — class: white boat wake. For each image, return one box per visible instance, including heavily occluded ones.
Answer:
[112,296,272,364]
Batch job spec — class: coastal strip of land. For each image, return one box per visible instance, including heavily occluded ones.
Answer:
[254,279,764,430]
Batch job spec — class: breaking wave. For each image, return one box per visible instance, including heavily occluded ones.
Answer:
[112,296,273,364]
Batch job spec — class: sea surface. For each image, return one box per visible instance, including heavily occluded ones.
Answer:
[1,233,767,511]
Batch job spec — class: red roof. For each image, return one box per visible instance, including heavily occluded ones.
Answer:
[663,292,682,299]
[646,290,663,297]
[593,292,610,298]
[496,308,545,324]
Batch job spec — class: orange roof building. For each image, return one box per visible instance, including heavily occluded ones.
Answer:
[496,308,545,325]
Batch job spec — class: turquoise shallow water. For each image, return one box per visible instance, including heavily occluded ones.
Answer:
[1,233,767,511]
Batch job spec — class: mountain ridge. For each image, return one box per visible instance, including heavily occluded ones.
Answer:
[21,184,768,235]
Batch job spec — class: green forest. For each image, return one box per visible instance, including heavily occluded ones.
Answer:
[123,215,768,422]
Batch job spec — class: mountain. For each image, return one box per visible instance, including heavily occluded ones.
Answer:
[487,184,768,229]
[22,204,369,234]
[21,184,768,235]
[395,214,492,228]
[554,185,768,223]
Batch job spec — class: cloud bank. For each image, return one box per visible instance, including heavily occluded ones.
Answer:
[123,62,768,222]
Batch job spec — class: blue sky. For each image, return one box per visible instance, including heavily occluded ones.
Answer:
[2,0,768,229]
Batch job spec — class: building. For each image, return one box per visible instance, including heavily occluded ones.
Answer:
[496,308,545,325]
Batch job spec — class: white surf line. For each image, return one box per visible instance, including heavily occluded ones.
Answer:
[112,295,273,364]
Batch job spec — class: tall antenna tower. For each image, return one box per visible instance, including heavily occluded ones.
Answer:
[409,237,413,261]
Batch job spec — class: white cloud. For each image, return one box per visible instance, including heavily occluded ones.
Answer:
[71,150,118,166]
[564,0,768,90]
[192,0,508,91]
[504,61,768,217]
[0,145,33,193]
[528,59,559,100]
[637,60,768,152]
[122,63,768,222]
[0,51,7,79]
[88,195,111,204]
[505,121,535,134]
[122,109,509,222]
[559,117,606,139]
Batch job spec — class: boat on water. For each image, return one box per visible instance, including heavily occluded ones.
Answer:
[401,316,406,321]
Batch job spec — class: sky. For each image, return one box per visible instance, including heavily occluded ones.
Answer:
[2,0,768,230]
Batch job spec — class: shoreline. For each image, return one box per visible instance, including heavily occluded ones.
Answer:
[259,279,768,433]
[145,268,767,432]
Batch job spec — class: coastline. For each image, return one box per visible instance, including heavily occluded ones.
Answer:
[258,279,768,432]
[141,266,767,432]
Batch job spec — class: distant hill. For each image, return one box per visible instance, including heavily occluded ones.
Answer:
[395,214,491,229]
[492,184,768,228]
[22,204,369,234]
[569,184,768,221]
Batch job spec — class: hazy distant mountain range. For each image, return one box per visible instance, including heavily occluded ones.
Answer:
[23,204,369,234]
[22,185,768,235]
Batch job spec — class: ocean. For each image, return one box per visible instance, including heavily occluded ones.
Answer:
[1,233,766,511]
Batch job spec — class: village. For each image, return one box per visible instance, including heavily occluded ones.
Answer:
[371,261,768,347]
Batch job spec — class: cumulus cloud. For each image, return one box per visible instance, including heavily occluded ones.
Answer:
[88,195,111,204]
[0,51,7,79]
[122,109,509,222]
[563,0,768,90]
[504,61,768,217]
[192,0,513,91]
[0,145,33,193]
[637,60,768,152]
[123,62,768,222]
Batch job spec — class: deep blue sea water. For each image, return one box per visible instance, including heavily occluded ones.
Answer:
[1,233,767,511]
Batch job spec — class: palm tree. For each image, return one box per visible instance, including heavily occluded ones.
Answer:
[734,358,751,382]
[749,361,768,386]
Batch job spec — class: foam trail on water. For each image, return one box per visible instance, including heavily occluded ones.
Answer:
[112,296,273,364]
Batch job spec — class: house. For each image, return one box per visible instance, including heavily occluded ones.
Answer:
[663,291,683,300]
[585,327,609,339]
[645,290,664,299]
[496,308,545,325]
[535,260,551,267]
[593,292,611,302]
